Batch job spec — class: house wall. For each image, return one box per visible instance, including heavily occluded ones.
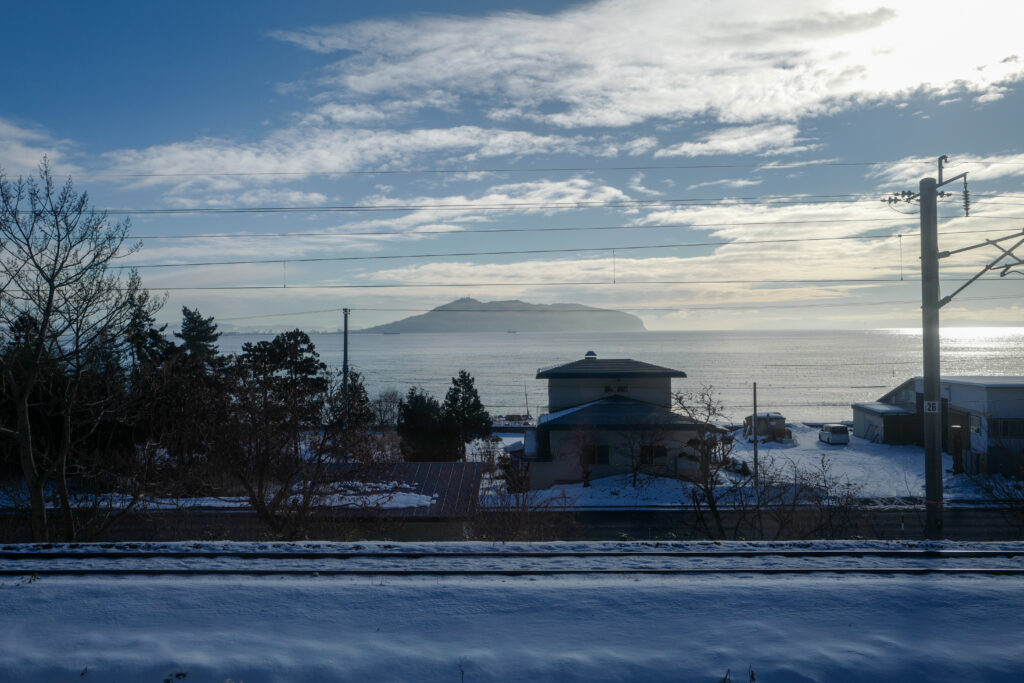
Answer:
[853,409,884,442]
[853,408,919,445]
[547,376,671,411]
[528,426,698,489]
[907,379,1024,473]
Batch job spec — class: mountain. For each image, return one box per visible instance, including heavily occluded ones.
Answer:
[356,298,646,334]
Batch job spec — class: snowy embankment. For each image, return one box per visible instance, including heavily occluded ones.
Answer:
[2,540,1023,682]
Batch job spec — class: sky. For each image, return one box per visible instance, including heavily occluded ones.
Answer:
[1,0,1023,332]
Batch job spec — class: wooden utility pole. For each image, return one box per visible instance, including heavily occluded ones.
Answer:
[342,308,350,391]
[752,381,762,538]
[752,382,759,491]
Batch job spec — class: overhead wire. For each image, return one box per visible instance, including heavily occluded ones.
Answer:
[212,294,1024,322]
[130,217,1024,242]
[25,193,887,216]
[63,158,1024,179]
[118,225,1024,270]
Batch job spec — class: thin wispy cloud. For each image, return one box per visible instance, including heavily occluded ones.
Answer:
[687,178,764,191]
[655,124,815,158]
[0,117,77,175]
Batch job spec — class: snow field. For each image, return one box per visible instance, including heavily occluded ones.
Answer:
[2,541,1024,682]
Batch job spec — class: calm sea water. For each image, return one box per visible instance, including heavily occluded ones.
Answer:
[218,328,1024,423]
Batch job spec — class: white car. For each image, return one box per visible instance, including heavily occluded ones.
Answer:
[818,424,850,445]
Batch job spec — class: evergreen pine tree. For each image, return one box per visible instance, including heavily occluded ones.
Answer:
[174,306,221,359]
[443,370,492,459]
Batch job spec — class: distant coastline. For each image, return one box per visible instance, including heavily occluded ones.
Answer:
[355,297,646,334]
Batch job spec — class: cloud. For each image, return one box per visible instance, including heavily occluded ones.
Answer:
[163,189,330,209]
[687,178,764,191]
[103,125,592,191]
[127,177,632,264]
[270,0,1024,129]
[0,118,78,175]
[656,124,814,158]
[627,173,663,196]
[868,153,1024,185]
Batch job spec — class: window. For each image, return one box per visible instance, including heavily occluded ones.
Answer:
[970,415,982,435]
[616,385,628,393]
[585,444,610,465]
[604,385,614,392]
[640,444,667,464]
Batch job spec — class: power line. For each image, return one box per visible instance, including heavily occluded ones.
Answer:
[212,294,1024,322]
[133,216,919,240]
[133,217,1024,242]
[118,225,1024,270]
[69,158,972,179]
[122,276,1024,291]
[50,194,882,216]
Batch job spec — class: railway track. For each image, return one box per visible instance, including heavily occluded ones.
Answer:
[1,548,1023,560]
[3,547,1024,577]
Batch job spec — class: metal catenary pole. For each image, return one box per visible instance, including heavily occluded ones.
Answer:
[919,176,944,539]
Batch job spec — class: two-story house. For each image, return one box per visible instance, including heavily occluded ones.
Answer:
[521,351,701,489]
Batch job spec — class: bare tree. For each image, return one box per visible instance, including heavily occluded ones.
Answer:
[617,418,669,489]
[0,161,154,541]
[473,484,576,541]
[673,386,740,538]
[371,388,402,427]
[561,426,595,487]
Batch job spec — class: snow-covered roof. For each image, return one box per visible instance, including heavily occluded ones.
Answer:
[853,401,915,416]
[942,376,1024,389]
[908,375,1024,389]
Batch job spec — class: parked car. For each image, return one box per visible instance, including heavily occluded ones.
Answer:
[818,424,850,445]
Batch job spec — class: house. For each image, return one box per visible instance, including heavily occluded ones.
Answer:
[853,376,1024,476]
[520,351,702,489]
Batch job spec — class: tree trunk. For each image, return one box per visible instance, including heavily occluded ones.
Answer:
[14,391,48,541]
[57,408,76,541]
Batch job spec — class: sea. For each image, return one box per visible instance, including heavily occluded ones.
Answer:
[218,328,1024,424]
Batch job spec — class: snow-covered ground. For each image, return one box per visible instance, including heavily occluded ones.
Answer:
[2,540,1023,682]
[504,424,986,508]
[731,423,975,500]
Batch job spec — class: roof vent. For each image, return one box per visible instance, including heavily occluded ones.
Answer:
[584,350,597,360]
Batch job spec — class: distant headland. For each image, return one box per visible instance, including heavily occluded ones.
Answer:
[356,298,646,334]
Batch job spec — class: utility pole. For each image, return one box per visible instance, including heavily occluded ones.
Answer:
[887,155,1022,538]
[752,382,759,491]
[752,382,761,538]
[342,308,350,393]
[919,176,944,539]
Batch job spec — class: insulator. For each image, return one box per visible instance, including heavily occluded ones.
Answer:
[963,178,970,217]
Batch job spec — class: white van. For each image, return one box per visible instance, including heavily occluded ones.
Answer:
[818,424,850,445]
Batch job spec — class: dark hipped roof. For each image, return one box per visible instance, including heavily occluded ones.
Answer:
[538,395,699,430]
[536,357,686,379]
